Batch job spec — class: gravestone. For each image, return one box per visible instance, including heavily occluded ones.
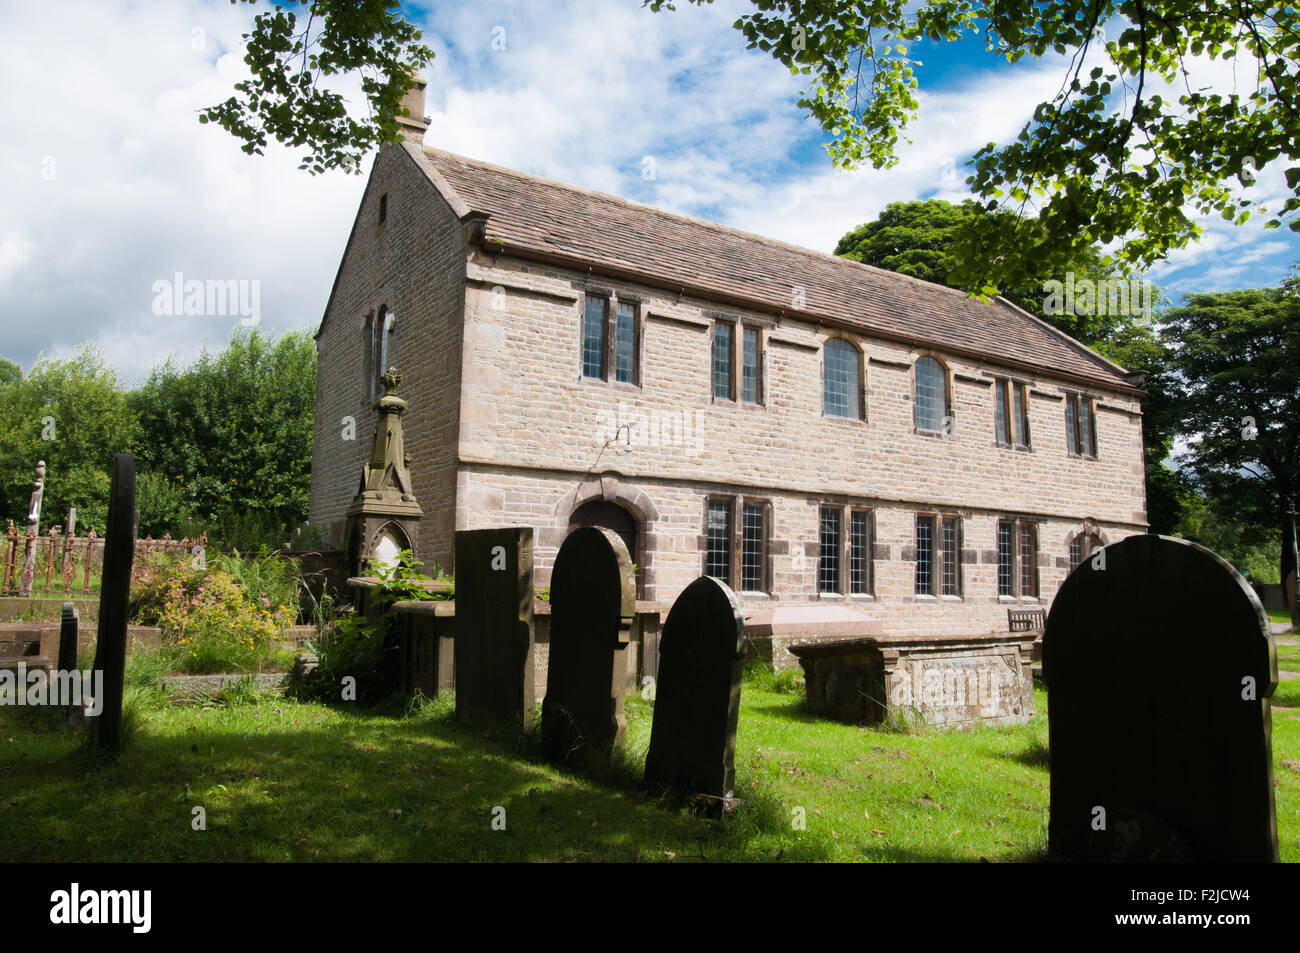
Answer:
[453,527,534,729]
[58,602,78,722]
[91,454,136,749]
[57,602,77,674]
[644,576,746,811]
[1044,534,1278,862]
[541,527,635,768]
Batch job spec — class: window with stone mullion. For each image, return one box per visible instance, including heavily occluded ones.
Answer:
[997,519,1015,596]
[704,498,732,586]
[819,506,842,594]
[849,509,872,595]
[741,501,767,592]
[940,516,961,596]
[582,295,607,379]
[614,301,636,384]
[915,515,934,595]
[712,323,734,400]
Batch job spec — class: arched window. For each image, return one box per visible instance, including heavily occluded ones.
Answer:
[822,339,861,419]
[914,356,949,432]
[1069,529,1104,570]
[376,305,394,390]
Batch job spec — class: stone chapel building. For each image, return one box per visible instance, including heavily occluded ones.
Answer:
[309,79,1148,643]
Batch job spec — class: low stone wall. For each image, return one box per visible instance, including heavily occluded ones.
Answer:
[0,622,317,669]
[389,596,665,702]
[161,673,287,698]
[0,597,99,623]
[790,631,1038,729]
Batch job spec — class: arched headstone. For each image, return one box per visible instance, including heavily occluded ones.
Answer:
[1044,534,1278,862]
[644,576,746,809]
[541,527,635,767]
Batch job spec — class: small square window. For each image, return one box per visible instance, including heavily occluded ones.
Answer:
[582,294,639,384]
[999,519,1038,597]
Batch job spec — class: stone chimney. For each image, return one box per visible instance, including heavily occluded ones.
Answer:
[397,74,430,144]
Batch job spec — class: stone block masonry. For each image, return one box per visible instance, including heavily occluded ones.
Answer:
[310,142,1148,646]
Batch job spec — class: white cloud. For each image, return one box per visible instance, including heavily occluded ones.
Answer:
[0,0,1295,388]
[0,0,368,383]
[0,233,35,286]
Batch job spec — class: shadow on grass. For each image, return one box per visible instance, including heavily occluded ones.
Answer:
[744,697,824,724]
[1006,736,1051,770]
[0,689,832,863]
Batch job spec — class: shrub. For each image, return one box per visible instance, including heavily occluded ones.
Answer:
[130,551,298,674]
[300,551,439,704]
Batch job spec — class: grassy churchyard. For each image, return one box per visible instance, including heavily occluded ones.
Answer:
[2,654,1297,863]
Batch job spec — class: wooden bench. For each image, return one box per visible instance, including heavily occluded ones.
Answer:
[1008,608,1047,662]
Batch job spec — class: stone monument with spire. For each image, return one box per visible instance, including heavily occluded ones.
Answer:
[345,368,423,578]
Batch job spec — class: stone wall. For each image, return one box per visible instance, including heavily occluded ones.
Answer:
[453,253,1146,526]
[454,465,1139,640]
[309,144,468,574]
[312,146,1147,640]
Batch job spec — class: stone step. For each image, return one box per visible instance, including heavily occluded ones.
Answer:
[161,673,287,698]
[0,655,51,672]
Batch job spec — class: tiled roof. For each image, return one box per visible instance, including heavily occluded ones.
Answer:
[404,143,1139,392]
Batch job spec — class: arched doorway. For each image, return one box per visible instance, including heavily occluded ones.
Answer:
[568,499,641,596]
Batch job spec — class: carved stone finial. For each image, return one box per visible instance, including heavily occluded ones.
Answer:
[346,363,422,578]
[381,367,402,395]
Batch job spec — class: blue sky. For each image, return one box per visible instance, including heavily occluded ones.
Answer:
[1,0,1295,385]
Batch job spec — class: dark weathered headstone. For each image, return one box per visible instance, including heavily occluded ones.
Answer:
[453,527,534,729]
[57,602,78,674]
[58,602,79,720]
[541,527,635,767]
[644,576,746,809]
[1044,534,1278,862]
[91,454,136,749]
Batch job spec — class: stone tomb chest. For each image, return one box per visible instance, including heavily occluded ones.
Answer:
[790,632,1037,728]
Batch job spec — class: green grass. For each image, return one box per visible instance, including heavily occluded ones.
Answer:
[1268,606,1296,629]
[1,667,1296,862]
[1277,643,1300,669]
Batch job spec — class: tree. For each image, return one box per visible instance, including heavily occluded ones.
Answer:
[200,0,434,174]
[649,0,1300,297]
[131,330,317,545]
[835,198,1126,338]
[1176,490,1281,583]
[1163,281,1300,617]
[0,347,141,533]
[835,198,1190,532]
[0,355,22,388]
